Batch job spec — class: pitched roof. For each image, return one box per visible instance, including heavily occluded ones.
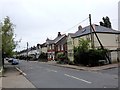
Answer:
[40,42,47,47]
[68,33,75,37]
[46,34,66,44]
[72,24,120,38]
[54,34,66,43]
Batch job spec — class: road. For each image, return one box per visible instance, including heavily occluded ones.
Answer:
[18,60,118,88]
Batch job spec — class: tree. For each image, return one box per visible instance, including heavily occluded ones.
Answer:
[99,16,112,28]
[74,38,90,65]
[1,16,16,67]
[0,23,2,69]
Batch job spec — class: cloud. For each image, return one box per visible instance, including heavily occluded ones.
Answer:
[0,0,119,51]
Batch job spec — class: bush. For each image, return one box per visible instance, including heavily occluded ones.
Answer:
[38,53,47,62]
[74,48,107,66]
[68,61,75,65]
[73,38,108,66]
[56,52,69,64]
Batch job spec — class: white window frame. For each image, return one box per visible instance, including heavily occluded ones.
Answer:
[58,45,60,51]
[52,44,54,49]
[49,45,51,49]
[61,45,64,50]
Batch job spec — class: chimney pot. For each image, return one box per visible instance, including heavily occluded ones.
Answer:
[58,32,61,37]
[78,25,82,30]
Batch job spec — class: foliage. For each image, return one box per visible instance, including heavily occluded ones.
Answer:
[39,53,47,60]
[56,52,69,64]
[99,16,112,28]
[78,38,90,52]
[74,38,107,66]
[1,16,16,58]
[87,48,107,66]
[74,38,90,65]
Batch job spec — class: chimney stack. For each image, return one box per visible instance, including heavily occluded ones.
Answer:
[58,32,61,37]
[78,25,82,30]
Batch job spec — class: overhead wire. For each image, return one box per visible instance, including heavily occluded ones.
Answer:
[63,17,89,33]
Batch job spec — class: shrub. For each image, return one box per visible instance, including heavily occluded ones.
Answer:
[68,61,75,65]
[74,38,108,66]
[74,38,90,65]
[56,52,69,64]
[38,53,47,62]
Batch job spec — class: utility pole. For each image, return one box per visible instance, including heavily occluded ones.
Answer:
[89,19,111,64]
[89,14,111,64]
[89,14,94,48]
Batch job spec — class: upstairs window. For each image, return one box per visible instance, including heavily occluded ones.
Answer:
[52,44,54,49]
[58,45,60,51]
[61,45,64,50]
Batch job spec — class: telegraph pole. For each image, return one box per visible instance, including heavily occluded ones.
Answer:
[89,14,94,48]
[89,14,111,64]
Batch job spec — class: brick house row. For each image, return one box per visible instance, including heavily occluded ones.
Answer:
[18,24,120,63]
[46,32,67,60]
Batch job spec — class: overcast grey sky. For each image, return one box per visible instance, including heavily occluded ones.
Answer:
[0,0,119,51]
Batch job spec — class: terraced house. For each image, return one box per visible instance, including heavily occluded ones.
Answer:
[67,24,120,63]
[46,32,67,61]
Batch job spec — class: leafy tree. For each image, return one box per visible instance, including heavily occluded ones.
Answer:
[74,38,108,66]
[0,23,2,69]
[74,38,90,65]
[1,16,17,66]
[99,16,112,28]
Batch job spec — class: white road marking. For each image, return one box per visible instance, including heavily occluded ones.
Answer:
[15,67,27,76]
[64,74,92,84]
[50,70,58,72]
[46,69,58,73]
[39,66,43,68]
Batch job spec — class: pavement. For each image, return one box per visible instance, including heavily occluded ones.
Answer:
[1,61,35,88]
[41,61,119,71]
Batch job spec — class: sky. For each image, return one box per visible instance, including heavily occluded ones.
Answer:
[0,0,119,51]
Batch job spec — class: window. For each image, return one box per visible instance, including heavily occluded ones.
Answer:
[61,45,63,50]
[47,45,49,50]
[50,45,52,49]
[58,45,60,51]
[52,44,54,49]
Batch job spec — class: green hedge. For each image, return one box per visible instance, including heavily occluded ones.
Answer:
[74,48,107,66]
[56,53,69,64]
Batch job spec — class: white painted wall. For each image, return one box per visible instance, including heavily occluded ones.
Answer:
[41,47,47,53]
[67,35,74,61]
[111,51,118,63]
[73,33,119,63]
[94,33,118,50]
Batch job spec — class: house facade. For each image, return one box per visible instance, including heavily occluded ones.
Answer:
[67,33,74,61]
[46,32,67,61]
[67,24,120,63]
[41,43,47,54]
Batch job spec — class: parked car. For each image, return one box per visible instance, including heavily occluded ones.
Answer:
[8,58,13,63]
[12,59,19,65]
